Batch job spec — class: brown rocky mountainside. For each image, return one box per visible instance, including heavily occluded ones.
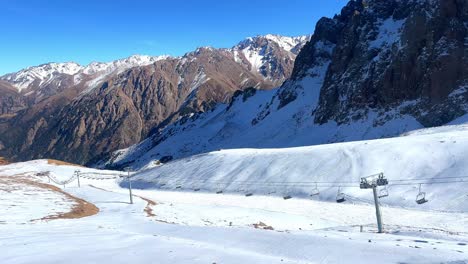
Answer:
[0,35,308,164]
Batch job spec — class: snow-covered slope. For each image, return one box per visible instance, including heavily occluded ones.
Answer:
[1,154,467,263]
[127,125,468,212]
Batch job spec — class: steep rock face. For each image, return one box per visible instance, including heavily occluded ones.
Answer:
[0,35,307,164]
[107,0,468,169]
[314,0,468,126]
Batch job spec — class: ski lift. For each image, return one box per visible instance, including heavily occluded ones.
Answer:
[265,184,277,195]
[216,183,224,194]
[310,182,320,197]
[237,184,253,197]
[282,184,292,200]
[416,184,428,204]
[336,187,346,203]
[193,181,201,191]
[378,186,389,198]
[236,185,245,194]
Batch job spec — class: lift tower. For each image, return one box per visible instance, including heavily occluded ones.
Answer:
[360,173,388,233]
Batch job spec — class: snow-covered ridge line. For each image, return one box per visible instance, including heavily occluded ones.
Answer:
[2,34,309,93]
[0,54,172,92]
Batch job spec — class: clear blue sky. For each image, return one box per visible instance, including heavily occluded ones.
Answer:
[1,0,348,75]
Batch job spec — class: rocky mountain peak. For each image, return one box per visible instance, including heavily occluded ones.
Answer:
[231,34,309,82]
[235,34,309,53]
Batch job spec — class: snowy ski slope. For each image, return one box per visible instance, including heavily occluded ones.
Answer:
[130,124,468,212]
[0,124,467,263]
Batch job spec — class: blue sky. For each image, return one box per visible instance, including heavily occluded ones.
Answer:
[1,0,348,75]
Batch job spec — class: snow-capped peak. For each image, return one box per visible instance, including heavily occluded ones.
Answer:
[1,62,83,92]
[235,34,310,53]
[231,34,309,78]
[263,34,310,52]
[77,54,173,95]
[82,54,171,75]
[0,55,174,93]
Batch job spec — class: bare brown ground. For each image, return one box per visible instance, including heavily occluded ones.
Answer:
[47,159,84,167]
[139,196,157,217]
[0,175,99,221]
[253,221,274,230]
[0,157,9,165]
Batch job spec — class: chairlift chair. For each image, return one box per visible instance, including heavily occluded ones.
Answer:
[310,182,320,197]
[193,181,202,192]
[238,184,253,197]
[265,184,278,195]
[376,173,388,186]
[416,184,428,204]
[282,184,292,200]
[378,186,389,198]
[216,183,224,194]
[336,187,346,203]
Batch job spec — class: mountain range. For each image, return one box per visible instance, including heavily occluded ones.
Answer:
[0,34,308,164]
[1,0,467,170]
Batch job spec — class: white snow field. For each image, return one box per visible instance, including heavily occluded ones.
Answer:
[1,125,468,263]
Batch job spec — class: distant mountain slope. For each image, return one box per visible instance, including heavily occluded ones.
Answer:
[107,0,468,169]
[0,35,308,164]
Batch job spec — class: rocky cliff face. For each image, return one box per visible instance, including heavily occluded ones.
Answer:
[107,0,468,169]
[312,0,468,127]
[0,35,307,164]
